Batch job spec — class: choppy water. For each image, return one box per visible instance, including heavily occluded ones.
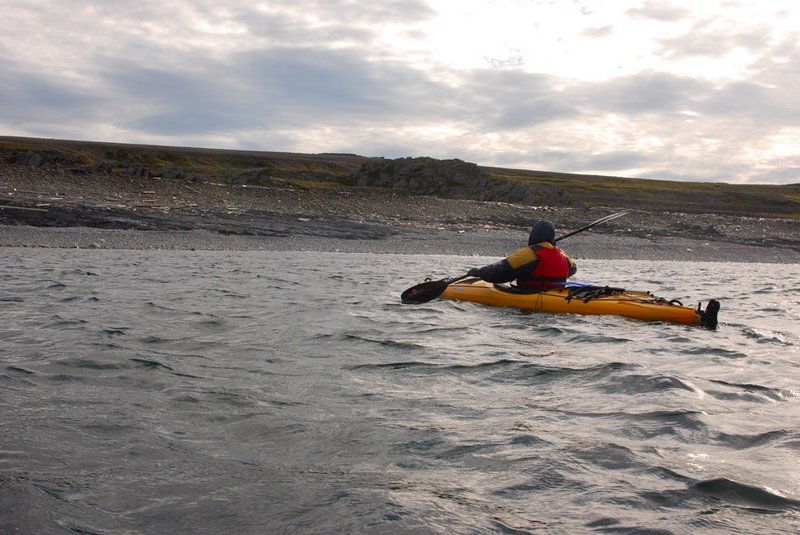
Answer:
[1,249,799,534]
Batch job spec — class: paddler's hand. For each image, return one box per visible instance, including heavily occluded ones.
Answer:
[467,267,481,277]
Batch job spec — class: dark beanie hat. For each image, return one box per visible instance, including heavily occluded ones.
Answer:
[528,220,556,245]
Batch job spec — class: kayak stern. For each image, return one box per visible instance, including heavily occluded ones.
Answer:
[440,279,720,328]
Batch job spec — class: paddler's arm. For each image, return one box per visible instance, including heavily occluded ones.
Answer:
[467,246,540,283]
[468,246,578,282]
[567,255,578,276]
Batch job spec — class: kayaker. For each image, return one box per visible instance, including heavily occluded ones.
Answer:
[467,220,577,290]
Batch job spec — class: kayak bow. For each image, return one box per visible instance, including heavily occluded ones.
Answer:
[435,279,720,328]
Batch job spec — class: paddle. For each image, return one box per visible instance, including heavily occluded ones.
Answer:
[553,211,627,243]
[400,212,628,304]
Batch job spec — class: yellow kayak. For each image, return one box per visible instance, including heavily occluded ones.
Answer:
[439,279,720,327]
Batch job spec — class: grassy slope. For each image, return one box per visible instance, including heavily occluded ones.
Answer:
[2,136,798,219]
[0,136,365,180]
[486,167,800,218]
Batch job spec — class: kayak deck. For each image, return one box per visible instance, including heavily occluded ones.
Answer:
[439,279,719,328]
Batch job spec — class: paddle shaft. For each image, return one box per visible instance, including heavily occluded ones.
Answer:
[554,212,627,243]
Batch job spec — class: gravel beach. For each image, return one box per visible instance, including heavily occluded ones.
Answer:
[2,224,797,264]
[2,163,798,262]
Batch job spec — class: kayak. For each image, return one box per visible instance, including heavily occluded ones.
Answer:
[398,212,719,328]
[438,279,720,328]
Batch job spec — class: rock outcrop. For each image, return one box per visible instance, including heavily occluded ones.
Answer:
[350,157,493,199]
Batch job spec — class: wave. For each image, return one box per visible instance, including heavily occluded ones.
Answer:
[349,360,437,371]
[681,346,749,359]
[57,357,128,371]
[596,373,701,395]
[692,478,800,512]
[0,477,127,535]
[130,357,198,378]
[641,476,800,513]
[708,379,793,402]
[3,251,798,534]
[741,326,794,345]
[713,430,790,450]
[339,333,429,350]
[350,359,638,383]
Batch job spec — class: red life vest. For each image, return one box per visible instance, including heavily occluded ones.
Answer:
[517,245,571,289]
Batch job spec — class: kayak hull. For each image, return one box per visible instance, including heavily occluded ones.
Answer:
[439,279,718,327]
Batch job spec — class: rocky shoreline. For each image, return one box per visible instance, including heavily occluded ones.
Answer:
[1,158,798,262]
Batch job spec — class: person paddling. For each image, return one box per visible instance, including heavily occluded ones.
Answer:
[466,220,577,290]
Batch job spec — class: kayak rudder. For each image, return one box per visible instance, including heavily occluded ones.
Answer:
[698,299,720,329]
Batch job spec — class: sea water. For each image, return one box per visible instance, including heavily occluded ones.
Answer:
[1,249,798,534]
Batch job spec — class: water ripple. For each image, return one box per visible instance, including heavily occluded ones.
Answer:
[1,252,798,534]
[645,477,800,513]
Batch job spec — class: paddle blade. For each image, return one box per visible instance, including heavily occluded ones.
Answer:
[401,278,451,304]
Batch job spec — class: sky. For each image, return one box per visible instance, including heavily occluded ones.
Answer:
[1,1,799,184]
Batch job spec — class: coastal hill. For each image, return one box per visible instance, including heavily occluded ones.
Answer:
[1,136,798,258]
[2,136,798,219]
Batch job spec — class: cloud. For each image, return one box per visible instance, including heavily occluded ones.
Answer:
[90,42,458,140]
[530,149,651,174]
[656,16,772,60]
[229,0,435,55]
[698,81,800,123]
[582,26,614,39]
[659,28,768,60]
[584,72,708,114]
[455,70,580,130]
[1,0,798,184]
[236,49,414,118]
[626,2,690,22]
[0,69,93,114]
[263,0,435,26]
[0,57,103,134]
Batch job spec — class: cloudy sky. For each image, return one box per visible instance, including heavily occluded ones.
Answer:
[2,1,798,184]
